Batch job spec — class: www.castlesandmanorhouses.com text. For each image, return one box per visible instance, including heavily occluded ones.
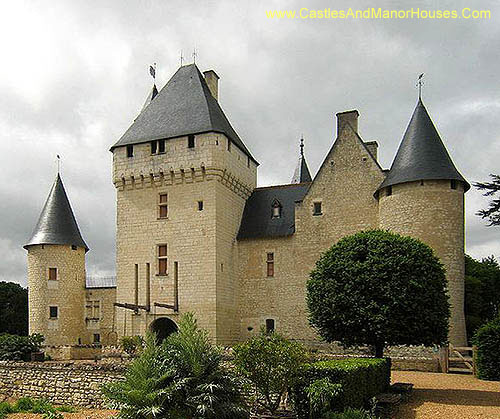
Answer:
[266,7,491,20]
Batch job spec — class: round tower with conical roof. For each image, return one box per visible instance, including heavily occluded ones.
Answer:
[24,174,88,347]
[377,99,469,346]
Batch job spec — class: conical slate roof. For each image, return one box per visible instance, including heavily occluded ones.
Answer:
[110,64,257,164]
[377,99,469,192]
[24,174,89,251]
[291,138,312,183]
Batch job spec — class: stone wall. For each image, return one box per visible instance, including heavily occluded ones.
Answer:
[0,361,126,408]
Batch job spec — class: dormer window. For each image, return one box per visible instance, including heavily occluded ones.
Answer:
[271,200,282,219]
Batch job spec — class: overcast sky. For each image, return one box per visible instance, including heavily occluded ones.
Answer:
[1,0,499,286]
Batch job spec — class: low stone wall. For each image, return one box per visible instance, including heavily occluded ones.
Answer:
[0,361,126,408]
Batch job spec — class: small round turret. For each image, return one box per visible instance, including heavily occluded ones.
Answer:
[377,99,469,346]
[24,174,88,346]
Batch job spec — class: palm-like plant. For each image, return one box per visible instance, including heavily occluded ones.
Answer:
[102,313,248,419]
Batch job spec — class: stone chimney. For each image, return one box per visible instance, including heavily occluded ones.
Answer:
[203,70,220,101]
[364,141,379,161]
[336,110,359,136]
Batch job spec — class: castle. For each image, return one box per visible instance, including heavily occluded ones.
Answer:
[24,64,469,357]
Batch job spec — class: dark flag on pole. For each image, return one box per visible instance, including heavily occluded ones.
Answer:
[149,63,156,79]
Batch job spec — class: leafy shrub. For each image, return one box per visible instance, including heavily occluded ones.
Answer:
[42,411,63,419]
[324,408,375,419]
[0,398,68,418]
[473,316,500,380]
[56,404,77,413]
[0,333,44,361]
[120,335,144,356]
[103,313,249,418]
[233,330,307,415]
[291,358,390,419]
[306,378,343,418]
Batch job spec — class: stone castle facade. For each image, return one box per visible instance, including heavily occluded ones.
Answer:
[24,64,469,355]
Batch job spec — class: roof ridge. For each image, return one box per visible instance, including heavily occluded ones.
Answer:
[255,182,311,191]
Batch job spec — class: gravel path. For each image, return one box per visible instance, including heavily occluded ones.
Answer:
[392,371,500,418]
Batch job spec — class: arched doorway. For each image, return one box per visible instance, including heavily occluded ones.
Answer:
[150,317,178,342]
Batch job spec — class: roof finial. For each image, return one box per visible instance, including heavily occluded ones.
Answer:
[417,73,424,100]
[193,47,197,64]
[300,136,304,157]
[56,154,61,174]
[180,50,184,66]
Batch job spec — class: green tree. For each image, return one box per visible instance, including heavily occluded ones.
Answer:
[307,230,450,357]
[465,254,500,341]
[0,282,28,335]
[474,174,500,226]
[102,313,248,419]
[233,330,307,415]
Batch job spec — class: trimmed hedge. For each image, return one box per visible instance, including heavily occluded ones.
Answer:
[473,316,500,381]
[291,358,391,418]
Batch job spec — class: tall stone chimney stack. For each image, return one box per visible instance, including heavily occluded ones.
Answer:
[203,70,220,101]
[336,110,359,136]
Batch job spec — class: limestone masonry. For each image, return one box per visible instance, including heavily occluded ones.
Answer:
[24,64,469,357]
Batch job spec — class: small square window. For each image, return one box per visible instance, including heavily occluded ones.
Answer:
[71,245,77,250]
[198,201,204,211]
[158,139,166,153]
[266,319,275,333]
[48,268,57,281]
[151,140,157,154]
[49,306,58,319]
[188,135,195,148]
[93,333,101,344]
[313,202,322,216]
[126,145,134,158]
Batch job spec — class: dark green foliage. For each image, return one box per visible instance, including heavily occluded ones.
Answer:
[0,333,44,361]
[0,281,28,335]
[307,230,450,356]
[474,174,500,226]
[102,313,249,418]
[465,255,500,342]
[120,335,144,356]
[233,330,307,414]
[472,316,500,381]
[290,358,390,419]
[305,378,343,418]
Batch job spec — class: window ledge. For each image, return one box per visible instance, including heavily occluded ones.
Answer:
[155,274,169,278]
[157,217,169,221]
[313,213,323,216]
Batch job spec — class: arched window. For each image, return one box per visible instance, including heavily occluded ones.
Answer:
[271,199,282,218]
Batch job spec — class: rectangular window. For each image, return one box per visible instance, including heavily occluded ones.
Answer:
[313,202,322,216]
[451,180,457,190]
[198,200,204,211]
[71,245,77,251]
[266,319,275,333]
[159,194,168,218]
[48,268,57,281]
[188,134,195,148]
[158,244,168,275]
[86,300,101,319]
[126,145,134,158]
[228,139,231,151]
[158,139,166,153]
[49,306,58,319]
[93,333,100,343]
[266,253,274,277]
[386,186,392,196]
[151,140,157,154]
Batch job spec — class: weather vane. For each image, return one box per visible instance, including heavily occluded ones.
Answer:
[300,135,304,157]
[180,50,184,66]
[149,62,156,81]
[193,47,197,64]
[56,155,61,174]
[417,73,424,99]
